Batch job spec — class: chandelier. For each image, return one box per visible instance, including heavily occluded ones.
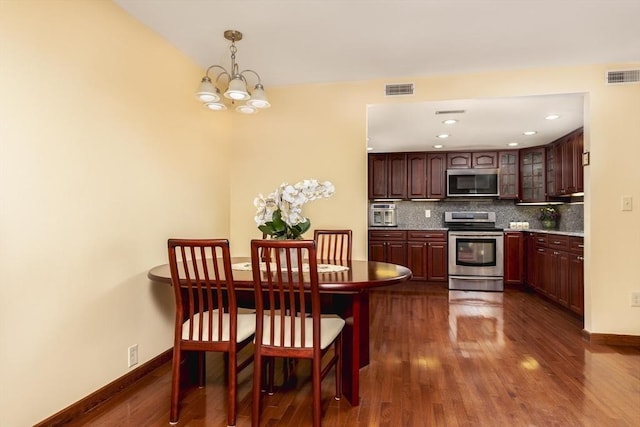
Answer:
[195,30,270,114]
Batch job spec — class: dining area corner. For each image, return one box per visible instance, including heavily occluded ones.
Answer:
[148,230,411,425]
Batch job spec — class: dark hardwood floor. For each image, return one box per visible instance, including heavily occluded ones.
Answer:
[62,283,640,426]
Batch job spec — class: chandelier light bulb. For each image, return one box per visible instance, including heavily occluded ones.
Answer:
[196,77,220,103]
[246,84,271,109]
[224,76,250,100]
[236,104,258,114]
[204,102,227,111]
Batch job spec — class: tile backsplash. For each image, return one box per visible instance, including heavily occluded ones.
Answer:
[382,199,583,232]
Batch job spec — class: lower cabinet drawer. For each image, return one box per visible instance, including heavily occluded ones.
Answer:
[407,230,446,241]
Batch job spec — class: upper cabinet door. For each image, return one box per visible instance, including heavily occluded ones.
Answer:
[498,150,519,199]
[427,153,447,199]
[574,129,584,193]
[472,151,498,168]
[545,127,584,197]
[368,154,388,199]
[446,152,471,169]
[387,153,407,199]
[407,153,427,199]
[520,147,546,202]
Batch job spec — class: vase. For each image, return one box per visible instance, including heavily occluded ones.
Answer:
[541,219,557,230]
[279,247,299,268]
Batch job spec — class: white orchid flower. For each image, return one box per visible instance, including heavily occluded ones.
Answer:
[254,179,334,237]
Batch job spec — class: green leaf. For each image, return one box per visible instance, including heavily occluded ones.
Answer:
[297,220,311,235]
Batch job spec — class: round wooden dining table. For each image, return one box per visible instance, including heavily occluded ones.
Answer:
[148,257,412,406]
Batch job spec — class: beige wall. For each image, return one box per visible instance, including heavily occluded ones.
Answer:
[2,1,639,425]
[0,1,231,425]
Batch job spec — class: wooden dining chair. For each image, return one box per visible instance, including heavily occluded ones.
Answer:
[250,239,344,427]
[167,238,255,427]
[313,229,352,263]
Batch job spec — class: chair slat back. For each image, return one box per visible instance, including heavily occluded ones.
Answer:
[168,239,236,343]
[314,229,352,263]
[250,239,320,349]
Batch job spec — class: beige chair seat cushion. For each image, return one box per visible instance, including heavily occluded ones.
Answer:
[182,311,256,342]
[260,315,345,349]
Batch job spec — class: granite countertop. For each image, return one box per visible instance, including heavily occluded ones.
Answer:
[518,229,584,237]
[369,227,448,231]
[369,226,584,237]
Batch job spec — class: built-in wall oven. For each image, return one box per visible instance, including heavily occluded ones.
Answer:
[446,211,504,291]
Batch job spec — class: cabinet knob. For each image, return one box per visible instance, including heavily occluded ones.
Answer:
[577,256,584,261]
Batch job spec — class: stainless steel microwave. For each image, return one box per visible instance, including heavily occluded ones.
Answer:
[447,169,499,197]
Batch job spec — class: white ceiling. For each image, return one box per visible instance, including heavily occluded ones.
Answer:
[366,94,585,152]
[113,0,638,151]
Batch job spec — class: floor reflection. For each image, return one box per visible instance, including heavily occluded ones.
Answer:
[448,290,504,354]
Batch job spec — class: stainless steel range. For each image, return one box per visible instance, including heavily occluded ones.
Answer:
[445,211,504,291]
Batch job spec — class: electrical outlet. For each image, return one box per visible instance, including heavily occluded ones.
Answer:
[128,344,138,368]
[622,196,633,211]
[631,291,640,307]
[425,209,431,218]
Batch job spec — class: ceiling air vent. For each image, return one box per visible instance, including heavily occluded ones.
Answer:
[385,83,414,96]
[606,69,640,85]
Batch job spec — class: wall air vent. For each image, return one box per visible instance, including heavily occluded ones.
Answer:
[606,69,640,85]
[435,109,466,115]
[385,83,414,96]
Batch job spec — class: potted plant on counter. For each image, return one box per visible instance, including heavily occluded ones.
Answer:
[538,205,560,230]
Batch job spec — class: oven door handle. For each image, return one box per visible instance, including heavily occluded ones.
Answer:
[449,233,504,237]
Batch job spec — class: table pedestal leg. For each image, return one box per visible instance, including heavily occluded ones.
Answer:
[331,290,370,406]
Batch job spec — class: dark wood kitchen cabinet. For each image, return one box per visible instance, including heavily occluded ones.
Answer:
[427,239,448,281]
[546,143,559,196]
[446,152,472,169]
[406,231,447,282]
[524,232,536,286]
[520,147,546,202]
[531,235,549,294]
[446,151,497,169]
[472,151,498,168]
[427,153,447,199]
[568,238,585,316]
[387,153,407,199]
[368,230,407,266]
[573,129,584,193]
[498,150,519,199]
[547,235,571,306]
[546,128,584,197]
[525,232,584,317]
[368,153,407,199]
[371,230,446,282]
[503,231,524,285]
[407,152,427,199]
[368,154,387,199]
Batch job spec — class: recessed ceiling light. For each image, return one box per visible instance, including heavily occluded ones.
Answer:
[523,131,537,136]
[507,142,519,147]
[433,144,444,149]
[545,114,560,120]
[442,119,458,125]
[367,146,373,151]
[437,134,450,139]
